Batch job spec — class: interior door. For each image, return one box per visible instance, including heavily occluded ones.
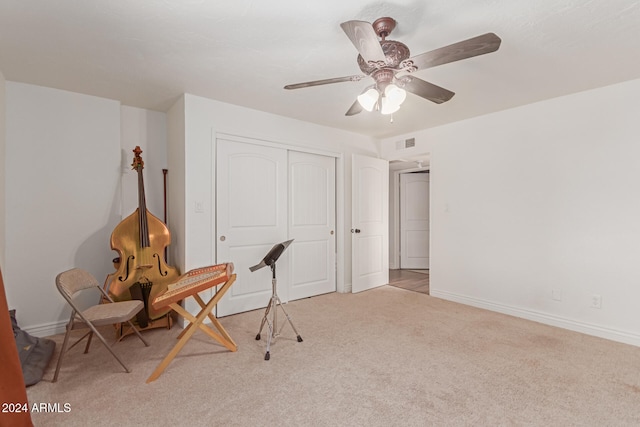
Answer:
[352,154,389,293]
[216,138,288,317]
[288,151,336,300]
[400,172,430,269]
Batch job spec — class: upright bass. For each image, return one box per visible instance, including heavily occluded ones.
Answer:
[105,146,180,325]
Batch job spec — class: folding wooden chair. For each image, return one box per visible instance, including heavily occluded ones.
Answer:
[53,268,149,382]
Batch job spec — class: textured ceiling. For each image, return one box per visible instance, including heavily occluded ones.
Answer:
[1,0,639,139]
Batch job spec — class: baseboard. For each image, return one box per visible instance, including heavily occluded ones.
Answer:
[430,289,640,347]
[24,319,68,338]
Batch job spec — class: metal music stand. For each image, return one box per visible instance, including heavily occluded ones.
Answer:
[250,239,303,360]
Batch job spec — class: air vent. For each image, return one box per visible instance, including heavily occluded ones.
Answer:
[396,138,416,150]
[395,137,416,150]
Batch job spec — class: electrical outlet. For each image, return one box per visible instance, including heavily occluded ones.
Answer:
[591,294,602,309]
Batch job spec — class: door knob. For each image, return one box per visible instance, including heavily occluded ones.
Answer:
[220,236,226,241]
[351,228,361,234]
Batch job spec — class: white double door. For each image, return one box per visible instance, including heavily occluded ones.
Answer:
[216,138,336,317]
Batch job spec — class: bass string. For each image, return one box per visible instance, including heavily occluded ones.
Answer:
[137,164,151,248]
[137,162,152,269]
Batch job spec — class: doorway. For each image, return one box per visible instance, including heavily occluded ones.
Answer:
[388,162,430,294]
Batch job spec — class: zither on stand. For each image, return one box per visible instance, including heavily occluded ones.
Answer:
[251,239,303,360]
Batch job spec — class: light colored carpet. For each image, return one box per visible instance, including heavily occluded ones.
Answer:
[27,286,640,426]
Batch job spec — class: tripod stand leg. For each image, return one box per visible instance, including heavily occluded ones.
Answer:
[275,295,303,342]
[255,298,273,341]
[264,315,273,361]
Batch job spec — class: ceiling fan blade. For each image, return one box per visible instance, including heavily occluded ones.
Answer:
[401,76,455,104]
[409,33,501,71]
[284,75,366,90]
[345,99,363,116]
[340,20,386,63]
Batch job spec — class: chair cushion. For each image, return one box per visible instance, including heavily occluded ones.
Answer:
[78,300,144,326]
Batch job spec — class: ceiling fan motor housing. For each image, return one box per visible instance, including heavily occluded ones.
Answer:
[357,40,411,75]
[358,40,411,81]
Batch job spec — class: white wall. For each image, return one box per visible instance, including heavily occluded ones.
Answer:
[381,78,640,346]
[167,94,378,294]
[166,97,186,271]
[4,83,121,335]
[3,84,168,335]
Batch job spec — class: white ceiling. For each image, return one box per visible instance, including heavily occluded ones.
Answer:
[1,0,639,139]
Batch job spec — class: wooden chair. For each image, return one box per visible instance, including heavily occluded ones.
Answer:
[53,268,149,382]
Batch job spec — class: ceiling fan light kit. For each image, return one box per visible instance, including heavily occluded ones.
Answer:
[382,84,406,112]
[356,84,406,114]
[357,87,379,112]
[284,17,501,119]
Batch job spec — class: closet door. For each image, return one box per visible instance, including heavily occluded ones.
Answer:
[288,151,336,301]
[216,138,288,317]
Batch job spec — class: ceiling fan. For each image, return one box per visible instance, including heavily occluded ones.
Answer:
[284,17,501,116]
